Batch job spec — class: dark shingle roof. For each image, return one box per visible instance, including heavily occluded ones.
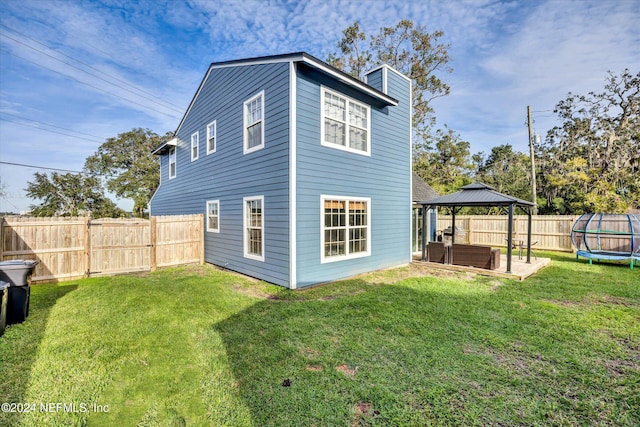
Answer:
[412,172,439,202]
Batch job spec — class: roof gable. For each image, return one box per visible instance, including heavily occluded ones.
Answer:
[172,52,399,138]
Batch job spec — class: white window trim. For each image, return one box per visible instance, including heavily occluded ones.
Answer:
[320,87,371,157]
[206,120,217,155]
[191,131,199,161]
[243,90,265,155]
[206,200,220,233]
[168,147,176,180]
[320,195,371,264]
[243,195,265,262]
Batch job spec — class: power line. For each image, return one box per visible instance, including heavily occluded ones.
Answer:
[1,112,106,138]
[0,24,183,114]
[0,112,106,142]
[0,161,83,174]
[0,48,179,118]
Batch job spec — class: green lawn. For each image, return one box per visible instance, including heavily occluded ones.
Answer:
[1,252,638,426]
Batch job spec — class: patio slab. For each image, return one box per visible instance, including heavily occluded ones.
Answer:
[413,254,551,280]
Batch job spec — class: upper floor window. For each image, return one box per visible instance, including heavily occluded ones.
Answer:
[244,91,264,154]
[191,131,199,161]
[169,147,176,179]
[206,121,216,155]
[321,88,370,156]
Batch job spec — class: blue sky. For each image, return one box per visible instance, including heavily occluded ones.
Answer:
[1,0,638,213]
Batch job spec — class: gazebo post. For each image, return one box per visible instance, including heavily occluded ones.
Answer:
[507,203,514,273]
[421,204,428,261]
[526,206,533,264]
[451,207,456,245]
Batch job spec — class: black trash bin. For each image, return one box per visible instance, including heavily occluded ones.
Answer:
[0,281,9,336]
[0,260,39,325]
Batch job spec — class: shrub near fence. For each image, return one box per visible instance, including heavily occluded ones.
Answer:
[0,214,204,283]
[437,215,579,252]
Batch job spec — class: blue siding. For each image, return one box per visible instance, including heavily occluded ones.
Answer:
[294,64,411,287]
[151,62,291,287]
[366,68,383,93]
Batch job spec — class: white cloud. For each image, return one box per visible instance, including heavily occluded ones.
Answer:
[1,0,638,212]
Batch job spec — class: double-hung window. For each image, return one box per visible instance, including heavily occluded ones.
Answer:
[206,200,220,233]
[206,121,216,154]
[322,88,370,155]
[191,131,199,161]
[243,196,264,261]
[168,147,176,179]
[321,196,370,263]
[244,91,264,154]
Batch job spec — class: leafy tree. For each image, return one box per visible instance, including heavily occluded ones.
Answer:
[327,19,452,147]
[473,144,532,202]
[414,127,472,195]
[25,172,124,217]
[84,128,168,217]
[537,69,639,213]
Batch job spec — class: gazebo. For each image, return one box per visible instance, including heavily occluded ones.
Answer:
[419,183,536,273]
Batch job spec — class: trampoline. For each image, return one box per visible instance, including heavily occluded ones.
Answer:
[571,213,640,269]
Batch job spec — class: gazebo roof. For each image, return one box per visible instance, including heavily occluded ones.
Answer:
[419,182,535,208]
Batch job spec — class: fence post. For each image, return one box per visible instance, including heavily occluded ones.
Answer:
[468,217,473,244]
[84,217,91,277]
[150,216,157,271]
[199,213,205,265]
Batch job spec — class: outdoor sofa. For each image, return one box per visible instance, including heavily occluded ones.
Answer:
[449,243,501,270]
[427,242,448,263]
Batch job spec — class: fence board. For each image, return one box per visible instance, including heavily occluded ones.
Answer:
[437,215,578,252]
[0,214,203,283]
[90,219,151,277]
[154,215,203,268]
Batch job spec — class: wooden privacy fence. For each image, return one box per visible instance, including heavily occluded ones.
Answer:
[437,215,579,252]
[0,214,204,283]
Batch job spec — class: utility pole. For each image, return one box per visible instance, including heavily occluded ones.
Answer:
[527,106,538,214]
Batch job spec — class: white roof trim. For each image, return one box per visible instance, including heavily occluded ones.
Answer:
[300,55,398,106]
[174,53,399,135]
[366,64,413,83]
[151,137,177,155]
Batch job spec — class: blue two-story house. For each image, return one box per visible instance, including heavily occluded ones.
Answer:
[150,52,412,288]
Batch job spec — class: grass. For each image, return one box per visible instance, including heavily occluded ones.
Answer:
[0,251,638,426]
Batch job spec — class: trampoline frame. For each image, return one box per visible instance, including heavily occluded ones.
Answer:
[571,213,640,270]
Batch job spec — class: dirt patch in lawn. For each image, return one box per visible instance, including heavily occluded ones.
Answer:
[351,402,378,426]
[336,364,358,377]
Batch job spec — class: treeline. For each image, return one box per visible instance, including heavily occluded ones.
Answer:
[414,70,639,214]
[24,20,638,217]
